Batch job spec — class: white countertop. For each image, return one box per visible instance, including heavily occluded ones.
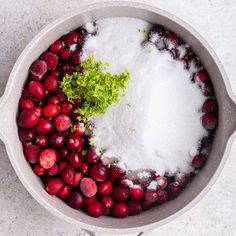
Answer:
[0,0,236,235]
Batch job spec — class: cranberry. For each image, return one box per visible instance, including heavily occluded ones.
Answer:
[50,69,61,77]
[128,201,142,216]
[43,75,58,92]
[73,122,85,136]
[203,84,214,96]
[39,148,58,169]
[58,90,67,102]
[156,190,168,204]
[168,182,181,199]
[156,176,168,190]
[19,129,35,142]
[62,63,71,72]
[140,199,152,211]
[87,149,100,164]
[192,153,206,168]
[23,141,33,148]
[57,185,71,200]
[50,40,65,54]
[59,148,69,159]
[40,51,58,71]
[66,134,83,152]
[87,202,103,217]
[144,189,158,203]
[174,173,189,187]
[68,190,85,209]
[58,160,67,174]
[196,70,208,83]
[130,187,143,201]
[112,203,128,218]
[49,132,66,149]
[34,106,42,117]
[47,164,59,176]
[35,135,48,147]
[103,208,111,216]
[90,164,108,182]
[24,144,40,163]
[60,49,72,61]
[85,196,98,207]
[202,99,217,113]
[33,164,46,175]
[68,153,82,168]
[64,69,76,75]
[19,98,34,110]
[71,172,83,187]
[54,114,71,132]
[71,50,81,65]
[112,186,129,203]
[43,104,60,118]
[63,32,79,46]
[62,166,75,185]
[48,96,60,105]
[101,195,114,209]
[29,60,47,81]
[80,177,97,197]
[36,118,53,134]
[60,101,73,115]
[79,162,90,174]
[168,33,180,46]
[110,166,125,180]
[28,81,46,100]
[202,113,217,130]
[46,178,65,195]
[18,110,40,128]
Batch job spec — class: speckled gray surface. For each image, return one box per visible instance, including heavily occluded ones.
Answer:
[0,0,236,235]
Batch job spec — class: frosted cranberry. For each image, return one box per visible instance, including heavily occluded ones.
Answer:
[48,96,60,105]
[63,32,79,46]
[98,180,113,195]
[33,164,46,175]
[140,199,152,211]
[101,195,114,209]
[130,187,143,201]
[62,166,75,185]
[168,33,180,46]
[49,132,66,149]
[57,185,71,200]
[71,50,81,65]
[87,202,103,217]
[19,98,34,110]
[68,190,85,209]
[168,182,181,199]
[87,149,100,164]
[203,84,214,96]
[28,81,46,100]
[196,70,208,83]
[59,148,68,159]
[29,60,47,81]
[112,186,129,203]
[71,172,83,187]
[192,154,206,168]
[80,177,97,197]
[128,201,142,216]
[54,114,71,132]
[68,153,82,168]
[174,173,189,187]
[202,113,217,130]
[18,110,40,128]
[202,99,217,113]
[36,119,53,134]
[90,164,108,182]
[39,148,58,169]
[112,203,128,218]
[47,164,59,176]
[61,101,73,115]
[50,40,65,54]
[19,129,35,142]
[85,196,98,207]
[40,51,58,71]
[34,106,42,117]
[46,178,65,195]
[103,208,111,216]
[73,122,85,136]
[156,176,168,190]
[144,189,158,203]
[43,75,58,92]
[35,135,48,147]
[110,166,125,180]
[43,104,60,118]
[79,162,90,174]
[66,134,83,152]
[156,190,168,204]
[60,49,72,61]
[59,160,67,174]
[24,145,40,163]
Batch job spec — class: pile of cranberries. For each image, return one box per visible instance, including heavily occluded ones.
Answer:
[17,23,217,218]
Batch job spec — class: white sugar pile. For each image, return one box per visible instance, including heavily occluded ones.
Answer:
[82,17,207,176]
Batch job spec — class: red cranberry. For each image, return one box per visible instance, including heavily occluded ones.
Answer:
[54,114,71,132]
[192,153,206,168]
[29,60,47,81]
[28,81,46,100]
[50,40,65,54]
[63,32,79,46]
[196,70,208,83]
[80,177,97,197]
[202,113,217,130]
[103,208,111,216]
[71,50,81,65]
[40,51,58,71]
[110,166,125,180]
[73,122,85,136]
[43,104,60,118]
[24,144,40,164]
[49,69,61,77]
[156,190,168,204]
[62,166,75,185]
[33,164,46,175]
[23,141,33,148]
[85,196,98,207]
[57,185,71,200]
[101,195,114,209]
[71,172,83,187]
[34,106,42,117]
[59,148,68,159]
[39,148,58,169]
[79,162,90,174]
[112,186,129,203]
[202,99,217,113]
[140,199,152,211]
[144,189,158,203]
[35,135,48,147]
[19,98,34,110]
[112,203,128,218]
[68,153,82,168]
[19,129,35,142]
[59,160,67,174]
[47,164,59,176]
[168,182,181,199]
[48,96,60,105]
[22,87,32,99]
[18,110,40,128]
[49,132,66,149]
[66,134,83,152]
[156,176,168,190]
[43,75,58,92]
[36,119,53,135]
[174,173,189,187]
[130,187,143,201]
[46,178,65,195]
[87,149,100,164]
[128,201,142,216]
[68,190,85,209]
[60,101,73,115]
[87,202,103,217]
[98,181,113,196]
[60,49,72,61]
[90,164,108,182]
[203,84,214,96]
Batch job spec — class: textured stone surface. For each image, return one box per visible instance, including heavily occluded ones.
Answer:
[0,0,236,235]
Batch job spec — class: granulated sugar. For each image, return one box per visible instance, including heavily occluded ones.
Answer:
[82,17,207,176]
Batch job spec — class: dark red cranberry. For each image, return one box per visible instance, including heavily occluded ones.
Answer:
[54,114,71,132]
[196,70,208,83]
[66,134,83,152]
[80,177,97,197]
[103,208,111,216]
[46,178,65,195]
[62,166,75,185]
[202,99,217,113]
[50,40,65,54]
[89,164,108,182]
[64,69,75,75]
[140,199,152,211]
[58,90,67,102]
[192,154,206,168]
[130,187,143,201]
[70,172,83,187]
[29,60,47,81]
[47,96,60,105]
[49,69,61,77]
[22,87,32,99]
[22,141,33,148]
[62,63,71,72]
[60,101,73,115]
[203,84,214,96]
[73,122,85,136]
[68,190,85,209]
[36,118,53,134]
[60,49,72,61]
[28,81,46,100]
[19,98,34,110]
[144,189,158,203]
[68,153,82,168]
[168,182,181,199]
[43,75,58,92]
[156,190,168,204]
[110,166,125,180]
[87,149,100,164]
[174,173,189,187]
[35,135,48,147]
[128,201,142,216]
[87,202,103,217]
[47,164,59,176]
[112,203,128,218]
[40,51,58,71]
[39,148,58,169]
[18,110,40,128]
[43,104,60,118]
[202,113,217,130]
[57,185,71,200]
[71,50,81,65]
[19,129,35,142]
[63,32,79,46]
[85,196,98,207]
[24,145,40,163]
[59,148,69,159]
[33,164,46,175]
[34,106,42,117]
[49,132,66,149]
[101,195,114,208]
[58,160,67,174]
[112,186,129,203]
[79,162,90,174]
[98,180,113,195]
